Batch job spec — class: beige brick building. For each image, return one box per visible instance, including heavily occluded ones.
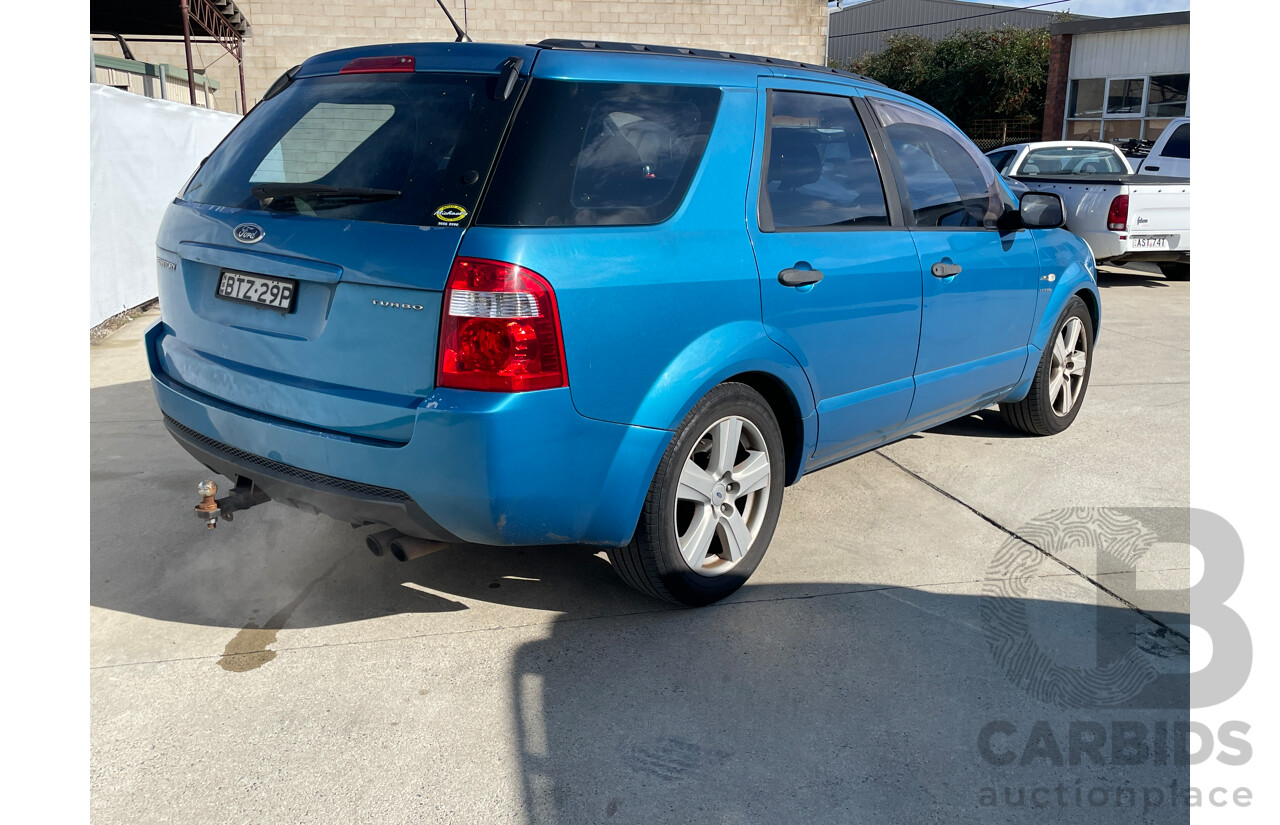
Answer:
[93,1,830,114]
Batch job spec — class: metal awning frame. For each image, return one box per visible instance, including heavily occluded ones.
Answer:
[92,0,250,113]
[179,0,247,113]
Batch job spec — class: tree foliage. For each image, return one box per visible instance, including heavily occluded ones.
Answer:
[837,26,1051,133]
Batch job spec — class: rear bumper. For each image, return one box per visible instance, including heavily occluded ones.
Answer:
[147,322,671,547]
[1107,250,1190,265]
[1077,229,1189,263]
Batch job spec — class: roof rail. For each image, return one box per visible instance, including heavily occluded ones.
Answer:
[534,39,883,86]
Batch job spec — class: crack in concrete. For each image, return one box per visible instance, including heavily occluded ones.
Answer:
[875,452,1190,645]
[1098,326,1190,352]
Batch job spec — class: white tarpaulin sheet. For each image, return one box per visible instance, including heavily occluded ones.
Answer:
[89,84,239,327]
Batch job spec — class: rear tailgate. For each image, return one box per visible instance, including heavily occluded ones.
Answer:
[154,47,531,443]
[1125,177,1190,253]
[155,205,456,443]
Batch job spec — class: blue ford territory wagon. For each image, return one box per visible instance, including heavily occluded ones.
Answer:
[150,40,1099,606]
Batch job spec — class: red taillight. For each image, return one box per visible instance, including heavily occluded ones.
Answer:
[339,55,415,74]
[437,258,568,392]
[1107,195,1129,231]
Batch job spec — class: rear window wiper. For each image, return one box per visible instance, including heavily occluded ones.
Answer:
[251,184,402,209]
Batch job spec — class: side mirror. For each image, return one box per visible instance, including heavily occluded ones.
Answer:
[1020,192,1065,229]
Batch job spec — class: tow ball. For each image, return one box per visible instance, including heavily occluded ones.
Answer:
[194,480,221,528]
[193,477,270,529]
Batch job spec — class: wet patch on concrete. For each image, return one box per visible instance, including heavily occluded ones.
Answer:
[216,550,353,672]
[217,623,279,672]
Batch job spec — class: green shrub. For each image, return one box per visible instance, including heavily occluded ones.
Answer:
[836,26,1051,134]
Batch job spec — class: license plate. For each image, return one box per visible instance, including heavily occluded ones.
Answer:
[1131,235,1170,249]
[216,270,297,312]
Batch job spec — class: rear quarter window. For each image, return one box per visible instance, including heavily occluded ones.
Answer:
[479,81,721,227]
[985,149,1016,174]
[1160,123,1190,159]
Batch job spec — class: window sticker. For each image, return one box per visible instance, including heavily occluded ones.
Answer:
[434,204,468,225]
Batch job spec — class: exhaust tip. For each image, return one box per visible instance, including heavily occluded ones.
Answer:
[365,528,403,558]
[389,536,449,563]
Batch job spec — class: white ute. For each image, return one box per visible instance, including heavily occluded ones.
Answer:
[1134,117,1190,178]
[987,140,1190,280]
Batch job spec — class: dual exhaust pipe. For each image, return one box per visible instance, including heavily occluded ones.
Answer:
[365,528,449,563]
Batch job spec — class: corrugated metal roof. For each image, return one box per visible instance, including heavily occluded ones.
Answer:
[828,0,1080,64]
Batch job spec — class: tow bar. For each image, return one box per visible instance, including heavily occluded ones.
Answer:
[193,477,270,529]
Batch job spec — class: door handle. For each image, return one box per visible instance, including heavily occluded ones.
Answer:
[1145,165,1160,171]
[931,262,962,278]
[778,267,824,287]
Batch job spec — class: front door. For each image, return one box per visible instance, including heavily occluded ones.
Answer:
[864,97,1041,425]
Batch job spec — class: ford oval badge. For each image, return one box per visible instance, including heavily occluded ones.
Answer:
[233,223,265,244]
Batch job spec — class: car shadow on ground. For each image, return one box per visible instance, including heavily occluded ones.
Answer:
[1097,267,1171,289]
[923,408,1035,440]
[501,580,1190,824]
[93,382,1192,822]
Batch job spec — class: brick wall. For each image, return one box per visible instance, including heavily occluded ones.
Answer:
[1041,33,1072,141]
[94,1,829,114]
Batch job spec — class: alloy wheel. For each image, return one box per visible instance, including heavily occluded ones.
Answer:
[673,415,772,576]
[1050,316,1088,417]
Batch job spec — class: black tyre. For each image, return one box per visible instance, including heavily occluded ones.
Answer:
[608,382,785,606]
[1002,296,1094,436]
[1159,262,1190,281]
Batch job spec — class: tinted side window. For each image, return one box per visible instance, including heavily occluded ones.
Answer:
[759,91,889,231]
[480,81,720,227]
[1161,123,1190,159]
[986,150,1016,174]
[870,98,1008,228]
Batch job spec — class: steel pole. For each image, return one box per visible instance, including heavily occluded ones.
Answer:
[237,39,248,114]
[179,0,197,105]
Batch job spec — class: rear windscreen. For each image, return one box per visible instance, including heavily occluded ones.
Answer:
[479,81,721,227]
[1018,147,1129,176]
[183,72,522,227]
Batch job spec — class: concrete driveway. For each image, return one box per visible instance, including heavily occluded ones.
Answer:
[91,265,1190,824]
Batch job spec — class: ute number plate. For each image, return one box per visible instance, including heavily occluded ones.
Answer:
[1130,235,1170,249]
[216,269,297,312]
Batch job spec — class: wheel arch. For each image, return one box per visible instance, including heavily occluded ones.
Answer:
[625,321,816,461]
[1074,286,1101,341]
[1007,263,1099,404]
[723,370,807,485]
[1030,264,1100,354]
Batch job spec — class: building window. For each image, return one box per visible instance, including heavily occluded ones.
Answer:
[1147,74,1189,118]
[1106,78,1145,115]
[1068,78,1105,119]
[1064,74,1189,144]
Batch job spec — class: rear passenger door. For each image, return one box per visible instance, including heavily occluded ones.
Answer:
[863,96,1040,425]
[748,83,923,464]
